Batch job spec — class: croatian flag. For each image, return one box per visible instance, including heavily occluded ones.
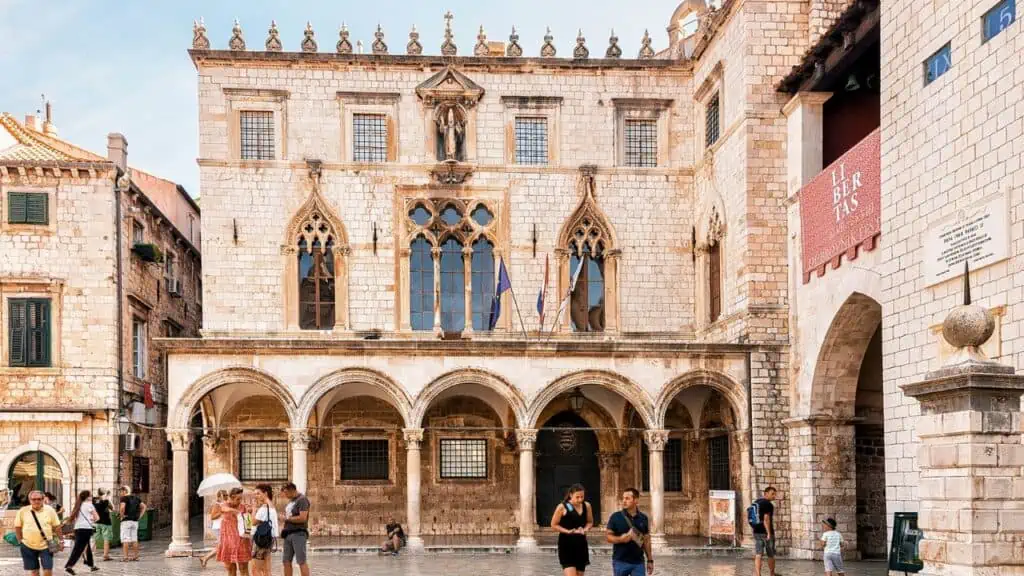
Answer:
[556,256,585,321]
[537,255,549,329]
[488,258,512,330]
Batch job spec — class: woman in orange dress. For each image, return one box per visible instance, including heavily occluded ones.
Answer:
[217,488,252,576]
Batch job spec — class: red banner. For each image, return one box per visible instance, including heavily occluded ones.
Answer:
[800,129,881,283]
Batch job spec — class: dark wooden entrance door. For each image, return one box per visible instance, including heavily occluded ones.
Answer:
[535,411,601,525]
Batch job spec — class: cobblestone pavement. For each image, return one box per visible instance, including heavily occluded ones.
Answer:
[0,552,889,576]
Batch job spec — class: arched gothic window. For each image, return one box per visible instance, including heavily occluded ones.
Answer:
[471,238,495,331]
[298,235,335,330]
[569,235,605,332]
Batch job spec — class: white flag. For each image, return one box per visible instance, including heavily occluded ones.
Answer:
[555,256,585,322]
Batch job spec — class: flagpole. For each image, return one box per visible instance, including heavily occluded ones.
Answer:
[508,286,530,341]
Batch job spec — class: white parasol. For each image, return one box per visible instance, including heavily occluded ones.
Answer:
[196,473,241,497]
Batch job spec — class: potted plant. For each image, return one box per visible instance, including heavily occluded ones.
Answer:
[131,242,164,264]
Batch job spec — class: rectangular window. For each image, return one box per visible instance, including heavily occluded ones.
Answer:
[624,119,657,167]
[132,456,150,494]
[983,0,1016,41]
[514,117,548,165]
[132,318,146,379]
[709,241,722,322]
[924,43,952,85]
[708,435,731,491]
[132,220,144,245]
[8,299,51,367]
[239,110,276,160]
[339,439,389,481]
[439,439,488,479]
[238,440,289,482]
[188,215,196,244]
[705,93,721,148]
[641,438,684,493]
[7,192,48,225]
[352,114,389,163]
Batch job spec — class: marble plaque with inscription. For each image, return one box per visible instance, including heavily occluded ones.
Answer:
[923,192,1009,286]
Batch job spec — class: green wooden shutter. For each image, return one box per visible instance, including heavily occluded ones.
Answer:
[8,192,27,224]
[8,300,27,366]
[25,193,48,225]
[27,300,51,367]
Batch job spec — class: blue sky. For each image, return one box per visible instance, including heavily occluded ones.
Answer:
[1,0,680,196]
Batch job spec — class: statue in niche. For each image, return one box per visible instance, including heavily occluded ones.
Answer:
[436,104,466,162]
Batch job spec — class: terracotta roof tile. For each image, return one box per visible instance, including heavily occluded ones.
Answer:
[0,112,108,163]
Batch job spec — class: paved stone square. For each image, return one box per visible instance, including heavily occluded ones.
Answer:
[0,551,888,576]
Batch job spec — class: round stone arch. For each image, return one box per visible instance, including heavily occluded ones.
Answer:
[654,369,747,430]
[526,370,656,430]
[171,366,298,430]
[0,441,73,507]
[809,292,882,419]
[409,368,528,429]
[296,367,413,428]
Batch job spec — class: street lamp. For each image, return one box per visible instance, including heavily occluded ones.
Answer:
[568,388,585,413]
[116,413,133,435]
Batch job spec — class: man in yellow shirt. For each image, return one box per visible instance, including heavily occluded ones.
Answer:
[14,490,62,576]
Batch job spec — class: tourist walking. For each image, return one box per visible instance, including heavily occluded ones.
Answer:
[250,484,279,576]
[217,488,251,576]
[280,483,310,576]
[63,490,99,574]
[605,488,654,576]
[14,490,63,576]
[749,486,779,576]
[551,483,593,576]
[200,490,228,569]
[117,486,146,562]
[821,517,845,576]
[91,490,113,562]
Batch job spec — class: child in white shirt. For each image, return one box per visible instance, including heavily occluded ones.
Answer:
[820,518,845,576]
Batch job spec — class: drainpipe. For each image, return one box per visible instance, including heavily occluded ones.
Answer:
[108,134,129,489]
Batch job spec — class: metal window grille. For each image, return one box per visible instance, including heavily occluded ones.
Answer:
[641,438,683,492]
[353,114,389,162]
[239,111,275,160]
[705,93,721,148]
[238,440,289,482]
[439,439,488,479]
[708,435,731,491]
[515,117,548,165]
[339,439,390,480]
[624,119,657,167]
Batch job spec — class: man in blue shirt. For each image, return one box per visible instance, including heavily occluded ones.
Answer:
[605,488,654,576]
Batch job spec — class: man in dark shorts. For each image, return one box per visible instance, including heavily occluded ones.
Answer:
[381,516,405,555]
[605,488,654,576]
[280,483,310,576]
[753,486,779,576]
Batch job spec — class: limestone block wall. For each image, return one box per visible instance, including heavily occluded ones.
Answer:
[809,0,855,44]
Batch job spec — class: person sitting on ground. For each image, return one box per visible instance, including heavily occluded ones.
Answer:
[380,516,405,555]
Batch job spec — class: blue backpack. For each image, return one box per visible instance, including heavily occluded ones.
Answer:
[746,501,762,528]
[252,505,274,549]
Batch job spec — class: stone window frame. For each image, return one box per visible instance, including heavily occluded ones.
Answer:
[332,429,398,487]
[695,61,726,157]
[695,201,727,330]
[395,186,508,334]
[500,96,563,166]
[429,432,496,486]
[235,438,291,483]
[0,278,63,374]
[224,88,289,162]
[337,92,401,164]
[0,187,58,235]
[612,98,673,168]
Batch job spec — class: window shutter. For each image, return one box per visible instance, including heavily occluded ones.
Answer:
[8,192,27,224]
[9,300,27,366]
[25,193,48,224]
[34,300,51,366]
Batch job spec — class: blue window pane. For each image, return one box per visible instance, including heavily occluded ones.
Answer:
[410,205,431,226]
[924,43,952,85]
[441,206,462,226]
[439,238,465,332]
[471,205,494,227]
[471,238,495,331]
[983,0,1016,41]
[410,237,434,331]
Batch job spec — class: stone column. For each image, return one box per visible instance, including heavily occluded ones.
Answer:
[901,290,1024,576]
[516,429,539,551]
[598,451,622,525]
[645,430,669,549]
[287,429,311,494]
[431,246,442,336]
[404,429,425,551]
[166,429,192,557]
[462,245,473,335]
[781,91,832,199]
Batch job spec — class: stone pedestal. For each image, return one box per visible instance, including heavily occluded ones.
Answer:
[404,429,425,552]
[516,429,539,552]
[166,430,193,557]
[902,361,1024,575]
[645,430,669,550]
[287,429,311,494]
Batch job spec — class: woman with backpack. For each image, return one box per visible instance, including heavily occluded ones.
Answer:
[250,484,278,576]
[550,483,593,576]
[63,490,99,574]
[217,488,252,576]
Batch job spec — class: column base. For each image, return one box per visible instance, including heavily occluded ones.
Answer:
[406,536,425,552]
[165,542,193,558]
[650,533,669,552]
[516,536,539,553]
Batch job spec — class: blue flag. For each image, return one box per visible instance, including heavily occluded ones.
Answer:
[488,258,512,330]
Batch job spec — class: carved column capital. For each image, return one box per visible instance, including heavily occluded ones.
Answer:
[644,430,670,452]
[597,451,622,470]
[201,430,222,451]
[516,429,538,451]
[287,428,313,450]
[403,428,425,450]
[167,429,192,452]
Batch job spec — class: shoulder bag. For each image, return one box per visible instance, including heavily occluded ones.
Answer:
[620,510,647,548]
[30,510,61,554]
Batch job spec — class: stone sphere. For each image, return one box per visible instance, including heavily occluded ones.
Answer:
[941,304,995,349]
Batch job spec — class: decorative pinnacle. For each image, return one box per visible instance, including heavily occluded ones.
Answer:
[441,10,457,55]
[941,260,995,356]
[963,259,972,305]
[301,21,318,52]
[507,26,523,57]
[638,29,655,58]
[228,19,246,51]
[337,22,352,54]
[474,25,489,56]
[573,28,589,59]
[540,26,556,57]
[192,17,210,50]
[372,23,388,54]
[265,20,283,52]
[606,28,622,58]
[407,24,423,55]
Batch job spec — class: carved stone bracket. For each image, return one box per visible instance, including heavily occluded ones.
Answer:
[430,161,474,185]
[167,429,192,452]
[403,428,425,450]
[516,429,539,451]
[644,430,670,451]
[201,430,222,451]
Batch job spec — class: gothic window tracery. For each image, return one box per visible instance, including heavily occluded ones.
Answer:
[297,212,337,330]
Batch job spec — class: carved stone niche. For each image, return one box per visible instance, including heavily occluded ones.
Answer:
[416,66,484,185]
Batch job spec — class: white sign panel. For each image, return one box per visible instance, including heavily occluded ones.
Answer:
[708,490,736,541]
[923,192,1009,287]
